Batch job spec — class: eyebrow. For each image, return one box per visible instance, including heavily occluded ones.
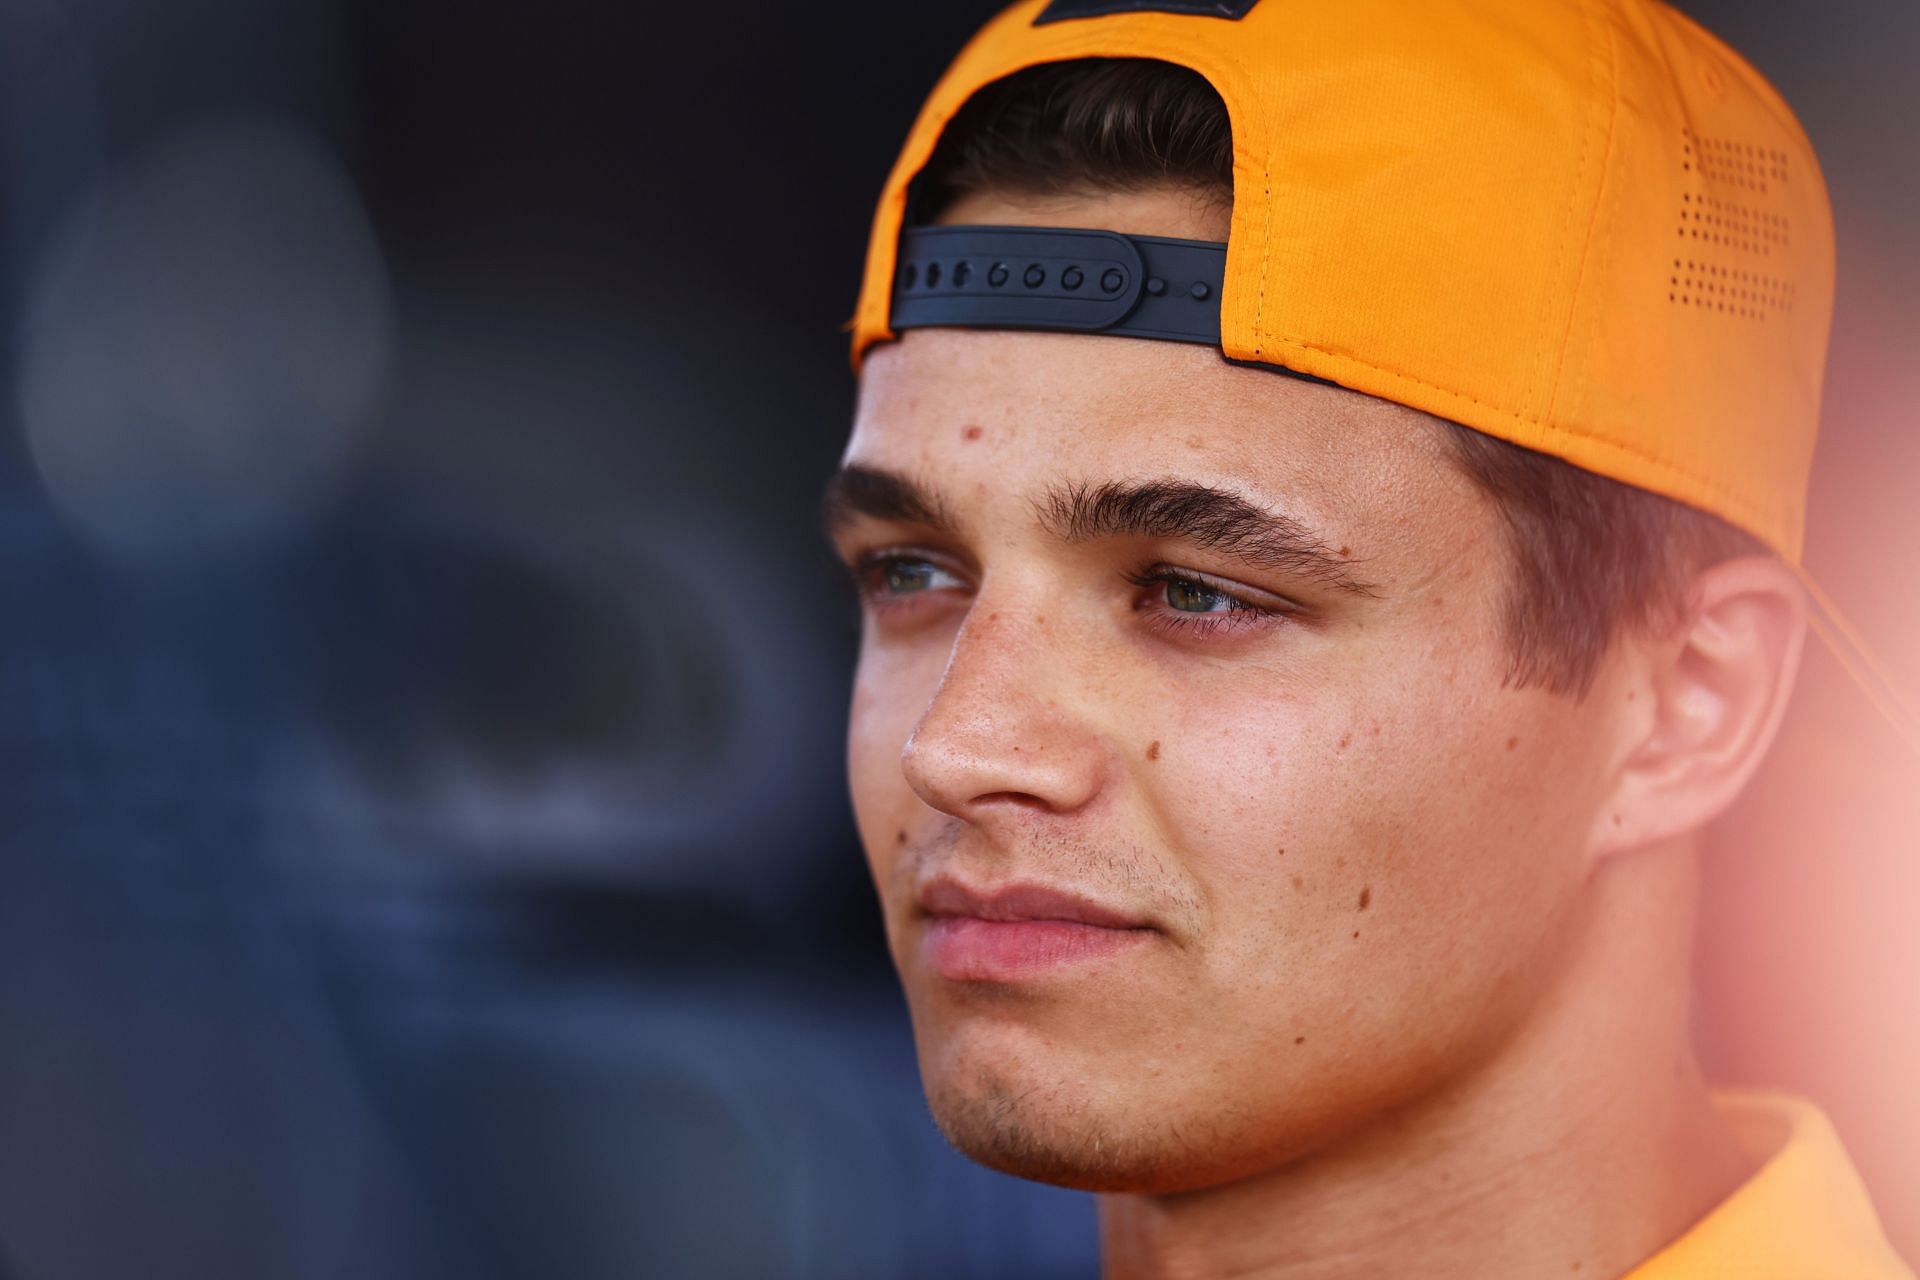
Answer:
[822,464,1375,597]
[822,464,960,537]
[1039,479,1377,596]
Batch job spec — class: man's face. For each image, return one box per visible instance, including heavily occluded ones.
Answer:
[832,191,1629,1195]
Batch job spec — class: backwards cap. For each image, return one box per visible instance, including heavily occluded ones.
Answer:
[851,0,1834,563]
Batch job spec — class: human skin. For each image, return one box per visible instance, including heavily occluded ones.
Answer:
[830,188,1806,1279]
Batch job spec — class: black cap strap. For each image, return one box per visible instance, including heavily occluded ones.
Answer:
[888,225,1228,346]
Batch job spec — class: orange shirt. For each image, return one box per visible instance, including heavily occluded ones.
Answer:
[1628,1092,1914,1278]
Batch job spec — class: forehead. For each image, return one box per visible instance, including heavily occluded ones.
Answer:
[846,326,1481,566]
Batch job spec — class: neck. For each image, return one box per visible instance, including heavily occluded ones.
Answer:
[1097,841,1755,1280]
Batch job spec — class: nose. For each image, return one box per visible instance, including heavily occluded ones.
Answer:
[900,598,1108,823]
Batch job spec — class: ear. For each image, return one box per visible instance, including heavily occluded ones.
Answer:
[1590,556,1808,857]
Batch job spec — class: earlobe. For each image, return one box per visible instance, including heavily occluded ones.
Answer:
[1593,557,1808,857]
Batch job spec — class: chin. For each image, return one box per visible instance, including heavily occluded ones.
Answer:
[913,1013,1387,1196]
[918,1045,1247,1195]
[927,1086,1169,1193]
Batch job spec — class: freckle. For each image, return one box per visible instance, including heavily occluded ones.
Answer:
[1337,546,1350,558]
[1612,813,1623,826]
[1335,856,1346,871]
[1352,930,1360,939]
[1358,886,1371,911]
[1184,435,1205,449]
[1627,691,1637,702]
[962,425,983,441]
[1369,721,1380,737]
[1431,596,1446,608]
[1291,875,1305,891]
[1146,740,1161,762]
[1276,847,1286,858]
[1337,733,1351,751]
[1294,1036,1306,1045]
[896,830,908,846]
[989,612,1002,622]
[1506,736,1519,751]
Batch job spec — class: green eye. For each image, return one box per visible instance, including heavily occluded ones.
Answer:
[859,554,964,601]
[1127,565,1294,636]
[1166,577,1231,613]
[884,560,940,594]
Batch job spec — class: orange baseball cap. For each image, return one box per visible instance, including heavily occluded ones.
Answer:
[849,0,1916,746]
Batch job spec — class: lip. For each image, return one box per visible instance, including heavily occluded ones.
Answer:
[916,878,1158,982]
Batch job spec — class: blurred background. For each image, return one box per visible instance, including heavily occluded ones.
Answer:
[0,1,1911,1277]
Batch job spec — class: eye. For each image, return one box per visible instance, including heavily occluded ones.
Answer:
[1126,565,1295,639]
[1164,576,1239,614]
[855,552,968,603]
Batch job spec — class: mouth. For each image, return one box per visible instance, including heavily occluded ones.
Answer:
[915,878,1159,983]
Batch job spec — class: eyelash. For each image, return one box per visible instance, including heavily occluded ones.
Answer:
[850,549,967,611]
[1123,566,1291,639]
[850,551,1294,641]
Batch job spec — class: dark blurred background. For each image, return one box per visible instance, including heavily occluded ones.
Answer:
[0,2,1912,1277]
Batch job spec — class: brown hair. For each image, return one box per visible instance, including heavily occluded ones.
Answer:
[917,59,1765,698]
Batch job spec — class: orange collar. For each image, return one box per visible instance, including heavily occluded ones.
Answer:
[1627,1092,1913,1278]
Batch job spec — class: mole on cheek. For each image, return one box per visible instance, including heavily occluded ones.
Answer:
[1291,875,1305,892]
[1358,886,1371,911]
[962,425,983,442]
[896,830,908,846]
[1506,736,1519,751]
[1146,740,1161,762]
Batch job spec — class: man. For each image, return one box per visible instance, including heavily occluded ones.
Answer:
[824,1,1915,1276]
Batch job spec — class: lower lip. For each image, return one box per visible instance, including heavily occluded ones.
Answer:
[923,917,1155,982]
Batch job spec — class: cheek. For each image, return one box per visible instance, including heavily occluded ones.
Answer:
[1143,686,1315,877]
[1143,646,1582,1043]
[846,639,941,873]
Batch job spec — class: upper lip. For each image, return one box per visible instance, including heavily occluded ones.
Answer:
[917,877,1154,930]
